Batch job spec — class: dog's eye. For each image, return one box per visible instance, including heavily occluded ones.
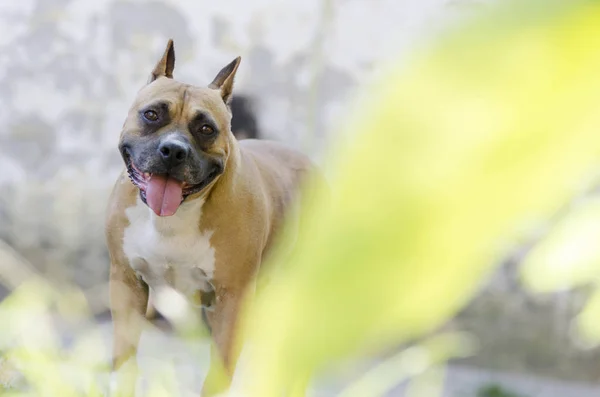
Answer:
[143,110,159,122]
[200,125,215,135]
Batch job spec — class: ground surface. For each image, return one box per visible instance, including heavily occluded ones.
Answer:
[42,320,600,397]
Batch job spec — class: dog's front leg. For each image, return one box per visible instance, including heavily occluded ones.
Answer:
[109,260,149,395]
[200,286,248,397]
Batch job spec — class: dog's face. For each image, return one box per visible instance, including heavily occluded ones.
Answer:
[119,40,241,217]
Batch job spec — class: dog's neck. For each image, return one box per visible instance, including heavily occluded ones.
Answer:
[225,133,242,173]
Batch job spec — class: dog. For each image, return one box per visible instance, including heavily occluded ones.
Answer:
[105,39,319,396]
[143,94,260,324]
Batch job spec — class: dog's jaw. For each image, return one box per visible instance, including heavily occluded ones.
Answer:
[124,153,222,208]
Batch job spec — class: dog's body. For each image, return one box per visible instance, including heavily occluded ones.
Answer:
[106,40,317,396]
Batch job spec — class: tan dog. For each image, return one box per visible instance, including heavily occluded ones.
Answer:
[105,39,317,396]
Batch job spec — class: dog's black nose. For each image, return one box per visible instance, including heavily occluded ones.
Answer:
[158,140,189,168]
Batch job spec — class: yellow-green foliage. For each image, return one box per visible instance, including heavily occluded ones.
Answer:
[236,0,600,395]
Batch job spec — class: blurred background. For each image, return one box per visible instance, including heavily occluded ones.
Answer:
[2,0,600,396]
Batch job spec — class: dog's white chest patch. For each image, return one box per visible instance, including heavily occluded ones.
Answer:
[122,196,215,299]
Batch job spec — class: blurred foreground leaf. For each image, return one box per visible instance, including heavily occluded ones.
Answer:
[232,1,600,395]
[338,332,475,397]
[522,197,600,292]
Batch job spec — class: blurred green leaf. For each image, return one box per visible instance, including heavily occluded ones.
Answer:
[522,197,600,292]
[234,1,600,395]
[338,332,475,397]
[477,384,527,397]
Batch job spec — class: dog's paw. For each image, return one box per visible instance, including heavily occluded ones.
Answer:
[104,361,139,397]
[98,371,120,397]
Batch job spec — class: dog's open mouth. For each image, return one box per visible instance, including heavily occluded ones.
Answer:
[125,155,219,217]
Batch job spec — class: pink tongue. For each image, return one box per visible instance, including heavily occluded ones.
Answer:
[145,175,184,217]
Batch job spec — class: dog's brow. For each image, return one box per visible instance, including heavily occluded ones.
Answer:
[142,100,170,111]
[191,110,217,126]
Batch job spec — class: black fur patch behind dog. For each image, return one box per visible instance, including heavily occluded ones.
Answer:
[231,95,259,140]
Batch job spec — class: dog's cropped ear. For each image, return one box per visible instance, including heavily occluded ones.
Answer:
[209,57,241,106]
[148,39,175,84]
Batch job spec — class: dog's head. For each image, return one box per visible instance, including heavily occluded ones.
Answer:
[119,40,240,217]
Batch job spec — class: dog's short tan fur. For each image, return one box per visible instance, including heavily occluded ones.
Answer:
[106,40,317,396]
